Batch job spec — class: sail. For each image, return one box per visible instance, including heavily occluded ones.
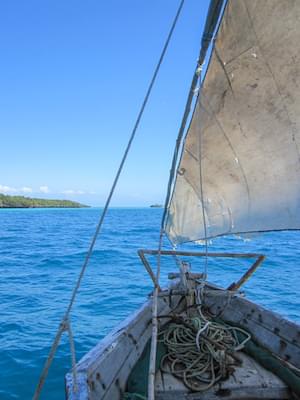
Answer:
[165,0,300,245]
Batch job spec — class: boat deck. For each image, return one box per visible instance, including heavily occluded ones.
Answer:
[155,352,291,400]
[66,286,300,400]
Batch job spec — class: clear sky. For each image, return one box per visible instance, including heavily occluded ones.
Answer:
[0,0,210,206]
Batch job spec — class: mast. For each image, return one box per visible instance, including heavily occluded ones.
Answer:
[148,2,226,399]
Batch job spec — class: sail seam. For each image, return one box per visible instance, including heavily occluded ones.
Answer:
[214,44,254,215]
[185,147,199,162]
[216,44,254,67]
[199,94,251,215]
[244,1,300,164]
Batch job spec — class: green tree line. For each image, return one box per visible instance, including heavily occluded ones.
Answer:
[0,194,89,208]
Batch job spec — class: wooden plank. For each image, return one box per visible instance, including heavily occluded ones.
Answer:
[155,369,164,392]
[203,289,300,368]
[96,296,185,400]
[66,298,162,399]
[140,249,263,258]
[66,290,185,399]
[156,353,290,400]
[205,289,300,344]
[88,299,170,399]
[101,324,152,400]
[66,284,299,400]
[219,353,288,392]
[156,386,290,400]
[156,363,187,394]
[76,298,154,372]
[65,372,89,400]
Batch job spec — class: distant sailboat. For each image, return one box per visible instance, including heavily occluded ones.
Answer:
[41,0,300,399]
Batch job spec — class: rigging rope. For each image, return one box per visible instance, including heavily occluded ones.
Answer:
[148,2,225,398]
[32,2,184,398]
[197,65,209,277]
[158,306,251,392]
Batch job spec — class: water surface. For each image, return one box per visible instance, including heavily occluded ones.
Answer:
[0,208,299,399]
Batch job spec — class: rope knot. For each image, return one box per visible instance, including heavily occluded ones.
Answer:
[193,86,200,96]
[196,65,203,76]
[60,319,69,332]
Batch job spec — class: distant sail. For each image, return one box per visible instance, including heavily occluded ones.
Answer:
[165,0,300,244]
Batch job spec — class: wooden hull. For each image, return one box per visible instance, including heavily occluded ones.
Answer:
[65,286,300,399]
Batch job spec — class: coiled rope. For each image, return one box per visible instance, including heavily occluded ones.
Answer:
[158,308,251,392]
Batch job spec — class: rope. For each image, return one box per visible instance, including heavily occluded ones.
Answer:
[160,56,203,233]
[197,66,209,278]
[158,309,251,392]
[148,44,203,400]
[148,2,209,397]
[32,2,184,398]
[33,320,67,400]
[161,0,226,237]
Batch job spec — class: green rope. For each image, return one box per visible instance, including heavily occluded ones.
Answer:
[158,310,251,392]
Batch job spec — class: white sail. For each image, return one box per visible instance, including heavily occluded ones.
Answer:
[166,0,300,244]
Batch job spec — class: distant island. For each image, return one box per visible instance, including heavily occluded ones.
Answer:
[0,194,89,208]
[150,204,163,208]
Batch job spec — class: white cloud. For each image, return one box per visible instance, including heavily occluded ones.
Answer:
[62,189,85,195]
[20,187,33,193]
[39,186,49,194]
[0,184,17,194]
[62,189,75,195]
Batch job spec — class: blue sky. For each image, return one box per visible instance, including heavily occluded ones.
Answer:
[0,0,210,206]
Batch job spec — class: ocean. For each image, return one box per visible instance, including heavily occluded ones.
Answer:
[0,207,299,399]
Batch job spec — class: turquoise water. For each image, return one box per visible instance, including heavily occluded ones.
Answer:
[0,207,299,399]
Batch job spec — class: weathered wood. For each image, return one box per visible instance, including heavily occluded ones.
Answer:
[203,289,300,369]
[168,272,205,280]
[155,353,290,399]
[157,363,186,393]
[155,369,164,392]
[66,283,300,400]
[148,285,160,400]
[227,255,265,290]
[66,291,185,400]
[65,373,89,400]
[156,386,290,400]
[156,289,188,297]
[137,249,159,287]
[101,324,153,400]
[139,249,264,258]
[66,297,170,400]
[139,249,264,291]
